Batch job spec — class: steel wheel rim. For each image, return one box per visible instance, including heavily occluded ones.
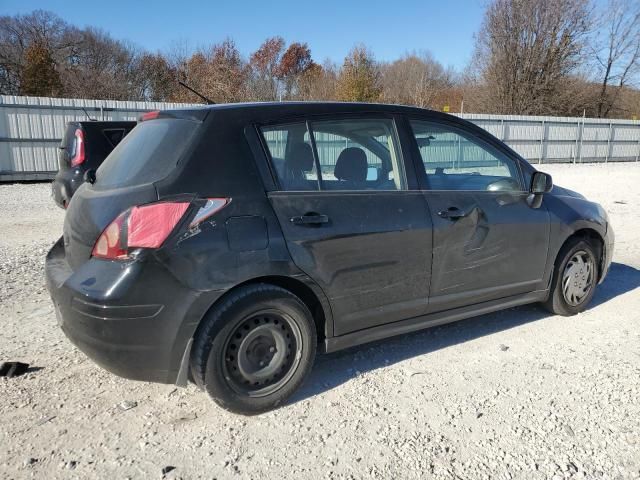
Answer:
[222,309,303,398]
[561,250,594,306]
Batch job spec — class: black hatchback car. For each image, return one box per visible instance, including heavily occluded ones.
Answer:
[52,120,136,208]
[46,103,614,414]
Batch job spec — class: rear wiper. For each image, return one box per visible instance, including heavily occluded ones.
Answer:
[178,81,215,105]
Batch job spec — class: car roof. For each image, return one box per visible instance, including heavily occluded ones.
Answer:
[159,101,456,122]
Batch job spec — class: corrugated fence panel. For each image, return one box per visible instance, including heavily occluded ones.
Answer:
[459,113,640,165]
[2,95,640,179]
[0,95,200,177]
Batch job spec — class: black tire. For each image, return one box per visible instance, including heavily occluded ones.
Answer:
[190,283,317,415]
[543,237,599,316]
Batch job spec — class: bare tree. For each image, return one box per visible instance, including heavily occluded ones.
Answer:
[591,0,640,117]
[166,39,250,104]
[381,52,454,108]
[132,52,176,101]
[248,36,285,101]
[206,39,249,103]
[471,0,592,115]
[296,59,338,100]
[59,27,141,100]
[0,10,75,95]
[276,42,315,99]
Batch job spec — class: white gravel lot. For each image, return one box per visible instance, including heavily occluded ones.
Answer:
[1,163,639,480]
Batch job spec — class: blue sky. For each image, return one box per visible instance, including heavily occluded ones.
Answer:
[0,0,487,70]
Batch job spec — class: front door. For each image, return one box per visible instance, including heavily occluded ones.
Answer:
[260,117,433,335]
[407,118,550,312]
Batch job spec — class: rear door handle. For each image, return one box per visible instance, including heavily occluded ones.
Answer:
[438,206,475,220]
[290,214,329,226]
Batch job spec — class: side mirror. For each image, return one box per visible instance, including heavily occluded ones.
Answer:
[531,171,553,194]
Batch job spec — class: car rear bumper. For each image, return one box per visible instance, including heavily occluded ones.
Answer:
[45,237,222,384]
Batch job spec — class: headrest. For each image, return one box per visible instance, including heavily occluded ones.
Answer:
[286,143,314,173]
[334,147,367,182]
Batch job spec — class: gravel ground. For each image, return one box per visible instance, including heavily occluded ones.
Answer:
[1,163,639,480]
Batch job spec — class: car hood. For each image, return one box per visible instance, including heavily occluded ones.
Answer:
[550,184,586,200]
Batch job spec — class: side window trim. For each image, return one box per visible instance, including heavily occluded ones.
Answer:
[395,114,422,191]
[247,124,278,191]
[406,116,527,192]
[306,120,324,191]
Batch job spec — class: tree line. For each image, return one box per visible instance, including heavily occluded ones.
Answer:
[1,0,639,118]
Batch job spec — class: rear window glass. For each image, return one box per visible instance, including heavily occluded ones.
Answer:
[96,118,199,188]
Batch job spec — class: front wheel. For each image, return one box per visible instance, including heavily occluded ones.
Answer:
[190,284,317,415]
[543,238,599,316]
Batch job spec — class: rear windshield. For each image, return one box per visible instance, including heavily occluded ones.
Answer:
[95,118,199,188]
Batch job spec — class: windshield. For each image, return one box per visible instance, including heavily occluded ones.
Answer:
[96,118,199,188]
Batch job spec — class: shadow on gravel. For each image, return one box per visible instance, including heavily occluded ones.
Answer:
[292,262,640,404]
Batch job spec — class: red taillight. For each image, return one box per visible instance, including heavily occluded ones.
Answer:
[92,211,128,259]
[128,202,190,248]
[141,110,160,121]
[91,198,230,260]
[70,128,85,167]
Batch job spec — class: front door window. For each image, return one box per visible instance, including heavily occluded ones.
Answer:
[409,120,523,192]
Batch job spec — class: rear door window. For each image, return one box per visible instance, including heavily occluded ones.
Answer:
[260,118,405,192]
[96,118,199,188]
[310,118,405,191]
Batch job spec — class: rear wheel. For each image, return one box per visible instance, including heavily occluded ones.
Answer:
[543,238,599,316]
[190,284,316,415]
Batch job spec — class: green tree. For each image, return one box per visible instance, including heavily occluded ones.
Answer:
[336,45,382,102]
[21,40,62,96]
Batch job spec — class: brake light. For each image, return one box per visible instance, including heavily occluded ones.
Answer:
[70,129,85,167]
[92,211,128,259]
[141,110,160,121]
[128,202,190,248]
[91,198,230,260]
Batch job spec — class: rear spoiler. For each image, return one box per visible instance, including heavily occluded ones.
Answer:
[138,108,210,123]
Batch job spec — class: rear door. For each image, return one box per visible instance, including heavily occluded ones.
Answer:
[259,116,433,336]
[407,117,550,312]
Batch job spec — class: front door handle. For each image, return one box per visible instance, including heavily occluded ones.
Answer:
[438,206,475,220]
[290,213,329,226]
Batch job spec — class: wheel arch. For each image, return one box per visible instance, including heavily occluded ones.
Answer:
[194,274,331,346]
[557,227,605,281]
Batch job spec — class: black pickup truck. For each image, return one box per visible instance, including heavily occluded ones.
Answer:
[52,121,136,208]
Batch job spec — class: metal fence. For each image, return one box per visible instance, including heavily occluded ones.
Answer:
[459,113,640,165]
[0,95,198,181]
[1,95,639,181]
